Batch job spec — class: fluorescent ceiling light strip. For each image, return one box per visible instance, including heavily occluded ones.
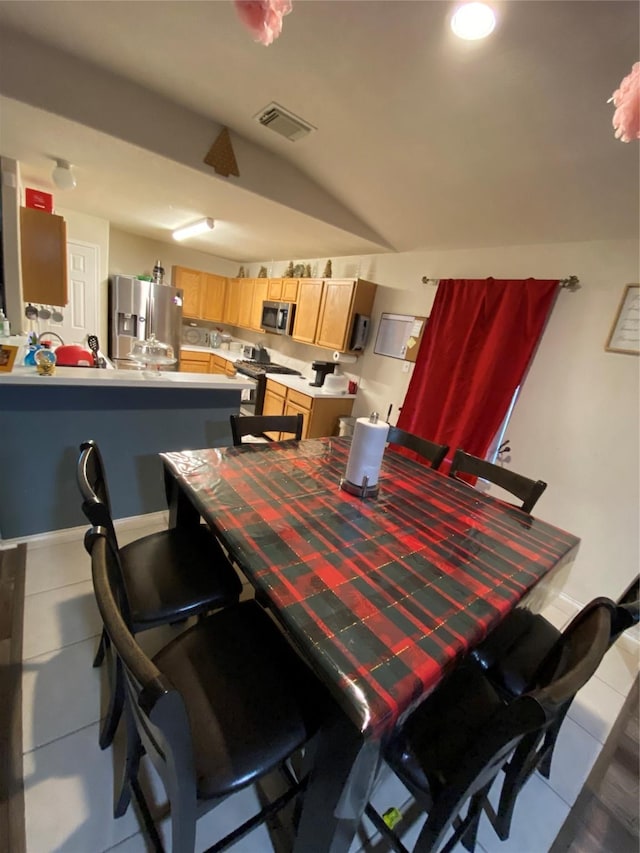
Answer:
[172,217,214,241]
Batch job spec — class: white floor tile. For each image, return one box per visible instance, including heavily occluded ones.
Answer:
[567,673,627,744]
[26,538,91,596]
[539,602,569,631]
[22,636,103,752]
[23,722,141,853]
[542,716,602,806]
[594,641,639,697]
[23,579,102,660]
[477,772,569,853]
[101,832,149,853]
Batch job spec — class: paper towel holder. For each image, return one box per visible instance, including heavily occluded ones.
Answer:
[340,474,379,499]
[339,411,382,499]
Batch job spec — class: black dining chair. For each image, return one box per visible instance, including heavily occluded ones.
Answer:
[230,412,304,445]
[365,598,614,853]
[85,525,327,853]
[448,449,547,514]
[77,440,242,750]
[470,581,639,841]
[386,426,449,471]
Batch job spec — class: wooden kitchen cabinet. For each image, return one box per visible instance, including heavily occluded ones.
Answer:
[237,279,255,329]
[268,278,299,302]
[209,354,228,374]
[179,349,210,373]
[201,273,227,322]
[265,379,354,439]
[173,266,204,318]
[224,278,241,326]
[315,278,377,351]
[250,279,269,331]
[20,207,68,306]
[291,279,323,344]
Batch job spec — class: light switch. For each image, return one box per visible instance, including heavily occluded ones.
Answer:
[401,361,410,373]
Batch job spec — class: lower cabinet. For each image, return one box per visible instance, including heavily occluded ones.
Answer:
[264,380,354,439]
[180,350,235,376]
[179,350,210,373]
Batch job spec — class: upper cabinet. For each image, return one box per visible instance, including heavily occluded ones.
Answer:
[250,278,269,331]
[21,207,68,306]
[201,273,227,322]
[173,265,377,353]
[173,266,204,318]
[268,278,299,302]
[293,278,377,352]
[173,266,227,322]
[291,279,323,344]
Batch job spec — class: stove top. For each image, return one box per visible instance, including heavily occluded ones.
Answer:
[234,360,301,377]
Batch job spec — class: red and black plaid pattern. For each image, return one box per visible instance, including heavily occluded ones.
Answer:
[162,438,579,738]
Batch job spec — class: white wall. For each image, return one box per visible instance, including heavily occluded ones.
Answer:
[242,238,640,607]
[108,227,238,281]
[0,157,22,331]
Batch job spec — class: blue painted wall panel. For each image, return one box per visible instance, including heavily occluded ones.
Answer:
[0,385,239,539]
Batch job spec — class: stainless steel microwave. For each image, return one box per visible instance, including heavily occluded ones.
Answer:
[261,301,295,335]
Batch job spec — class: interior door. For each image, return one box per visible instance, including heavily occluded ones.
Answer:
[45,240,98,346]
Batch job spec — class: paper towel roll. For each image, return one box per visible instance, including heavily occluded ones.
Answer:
[345,416,390,488]
[332,351,358,364]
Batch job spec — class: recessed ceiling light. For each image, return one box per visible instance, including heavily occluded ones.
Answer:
[451,3,496,40]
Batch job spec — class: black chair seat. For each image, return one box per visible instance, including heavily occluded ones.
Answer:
[385,663,504,798]
[471,610,561,697]
[122,526,242,629]
[154,599,323,800]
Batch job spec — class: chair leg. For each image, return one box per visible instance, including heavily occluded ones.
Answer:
[538,710,568,779]
[165,773,197,853]
[493,735,542,841]
[114,699,143,819]
[99,653,124,750]
[93,628,108,667]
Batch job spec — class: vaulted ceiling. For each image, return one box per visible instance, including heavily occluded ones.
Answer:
[0,1,637,262]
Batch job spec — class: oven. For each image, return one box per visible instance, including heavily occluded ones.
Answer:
[234,360,302,416]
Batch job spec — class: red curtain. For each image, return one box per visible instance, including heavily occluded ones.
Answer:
[397,278,559,469]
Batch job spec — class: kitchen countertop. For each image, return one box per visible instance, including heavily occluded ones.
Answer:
[0,365,254,390]
[264,373,356,400]
[181,345,356,399]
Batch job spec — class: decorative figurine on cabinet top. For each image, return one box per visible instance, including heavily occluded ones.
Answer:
[284,261,295,278]
[237,265,246,278]
[323,259,333,278]
[258,266,268,278]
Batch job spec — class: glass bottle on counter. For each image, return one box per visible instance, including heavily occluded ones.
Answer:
[153,260,165,286]
[0,309,10,337]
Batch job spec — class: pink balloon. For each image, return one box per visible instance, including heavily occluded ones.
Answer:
[611,62,640,143]
[235,0,293,46]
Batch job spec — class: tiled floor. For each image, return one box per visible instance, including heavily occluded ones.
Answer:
[18,518,639,853]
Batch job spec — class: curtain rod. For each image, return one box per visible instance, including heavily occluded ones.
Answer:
[420,275,581,291]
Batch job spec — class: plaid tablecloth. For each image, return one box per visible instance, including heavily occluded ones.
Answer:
[161,438,579,738]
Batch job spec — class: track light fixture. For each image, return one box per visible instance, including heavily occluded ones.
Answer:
[51,158,77,190]
[172,217,215,241]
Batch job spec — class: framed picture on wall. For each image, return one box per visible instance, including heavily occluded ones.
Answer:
[605,284,640,355]
[0,343,18,372]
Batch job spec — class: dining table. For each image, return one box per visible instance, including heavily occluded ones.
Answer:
[161,436,580,853]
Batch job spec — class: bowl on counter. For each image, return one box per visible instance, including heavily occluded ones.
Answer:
[323,374,348,393]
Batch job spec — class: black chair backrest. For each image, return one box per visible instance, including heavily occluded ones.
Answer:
[386,426,449,470]
[230,413,304,446]
[77,440,118,542]
[534,599,613,713]
[449,599,613,799]
[449,449,547,514]
[85,526,193,781]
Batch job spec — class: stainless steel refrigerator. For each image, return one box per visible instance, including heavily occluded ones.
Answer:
[108,275,183,370]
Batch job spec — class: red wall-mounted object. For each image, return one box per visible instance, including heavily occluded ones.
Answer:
[25,188,53,213]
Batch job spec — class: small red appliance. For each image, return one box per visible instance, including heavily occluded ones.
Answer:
[54,345,94,367]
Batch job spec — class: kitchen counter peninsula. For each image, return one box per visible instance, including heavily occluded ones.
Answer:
[0,366,253,539]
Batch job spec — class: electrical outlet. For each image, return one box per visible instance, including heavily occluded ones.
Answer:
[401,361,410,373]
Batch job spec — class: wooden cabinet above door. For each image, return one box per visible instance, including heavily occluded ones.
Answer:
[172,266,203,318]
[20,207,68,306]
[201,273,227,322]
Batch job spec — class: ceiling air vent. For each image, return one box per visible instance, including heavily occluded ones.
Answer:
[254,102,316,142]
